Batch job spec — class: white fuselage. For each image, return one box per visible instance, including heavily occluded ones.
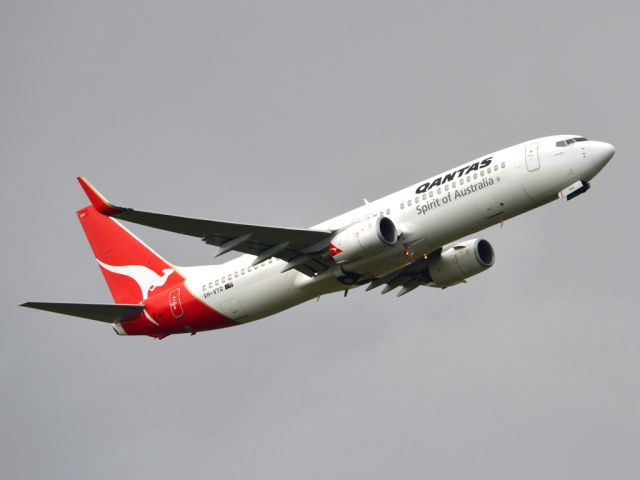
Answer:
[179,135,613,323]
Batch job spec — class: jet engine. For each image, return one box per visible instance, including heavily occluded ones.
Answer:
[330,216,399,264]
[427,238,495,288]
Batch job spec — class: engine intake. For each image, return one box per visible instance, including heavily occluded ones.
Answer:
[427,238,495,288]
[331,216,398,263]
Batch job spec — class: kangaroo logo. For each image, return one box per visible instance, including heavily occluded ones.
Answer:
[97,260,174,301]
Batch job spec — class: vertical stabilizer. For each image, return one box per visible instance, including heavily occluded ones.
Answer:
[76,206,183,304]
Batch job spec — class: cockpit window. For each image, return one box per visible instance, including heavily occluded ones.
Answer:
[557,137,588,147]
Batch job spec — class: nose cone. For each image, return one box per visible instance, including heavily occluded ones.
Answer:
[590,141,615,167]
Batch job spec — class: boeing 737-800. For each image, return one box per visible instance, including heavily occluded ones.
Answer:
[22,135,614,338]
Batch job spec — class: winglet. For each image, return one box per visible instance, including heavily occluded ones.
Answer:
[77,177,126,215]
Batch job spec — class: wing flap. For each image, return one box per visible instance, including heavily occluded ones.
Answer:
[20,302,145,323]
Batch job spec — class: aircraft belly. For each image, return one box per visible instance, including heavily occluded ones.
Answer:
[221,270,315,323]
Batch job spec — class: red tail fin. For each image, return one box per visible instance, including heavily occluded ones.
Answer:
[76,206,183,304]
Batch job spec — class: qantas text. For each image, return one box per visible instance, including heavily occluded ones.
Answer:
[415,157,492,194]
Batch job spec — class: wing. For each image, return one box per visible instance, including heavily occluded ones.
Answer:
[21,302,145,323]
[77,177,335,276]
[365,249,441,297]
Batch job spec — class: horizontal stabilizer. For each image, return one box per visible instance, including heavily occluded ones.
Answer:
[20,302,145,323]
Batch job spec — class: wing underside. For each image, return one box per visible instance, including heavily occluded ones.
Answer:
[77,177,336,276]
[365,249,441,296]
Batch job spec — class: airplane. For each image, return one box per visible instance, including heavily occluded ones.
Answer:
[21,135,614,339]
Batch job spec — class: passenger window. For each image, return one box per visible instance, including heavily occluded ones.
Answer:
[452,181,456,188]
[460,179,464,185]
[234,272,239,278]
[202,285,206,291]
[208,282,213,289]
[422,193,427,201]
[501,162,505,168]
[429,191,434,198]
[480,170,485,177]
[407,199,412,207]
[466,176,471,182]
[241,269,245,275]
[415,196,420,203]
[473,173,478,180]
[445,185,449,191]
[437,188,441,194]
[400,203,405,209]
[386,208,391,215]
[380,211,384,217]
[228,274,232,281]
[215,279,220,286]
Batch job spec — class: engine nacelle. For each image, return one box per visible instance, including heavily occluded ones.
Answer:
[331,216,398,264]
[427,238,495,288]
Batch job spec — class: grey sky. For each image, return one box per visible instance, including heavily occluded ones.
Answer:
[2,1,638,479]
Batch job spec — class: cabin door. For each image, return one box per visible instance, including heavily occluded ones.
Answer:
[525,143,540,171]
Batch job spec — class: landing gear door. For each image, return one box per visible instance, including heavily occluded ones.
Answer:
[525,143,540,172]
